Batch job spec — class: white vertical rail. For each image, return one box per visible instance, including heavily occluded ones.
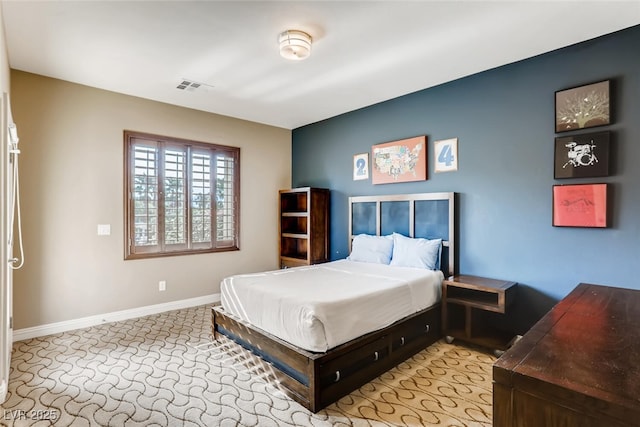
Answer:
[0,92,10,403]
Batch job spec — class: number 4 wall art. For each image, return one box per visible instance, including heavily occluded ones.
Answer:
[434,138,458,173]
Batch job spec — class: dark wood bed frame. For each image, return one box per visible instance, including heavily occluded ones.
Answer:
[212,192,456,412]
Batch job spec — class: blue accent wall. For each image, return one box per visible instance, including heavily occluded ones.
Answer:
[291,26,640,331]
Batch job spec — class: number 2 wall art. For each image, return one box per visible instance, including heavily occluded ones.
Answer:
[353,153,369,181]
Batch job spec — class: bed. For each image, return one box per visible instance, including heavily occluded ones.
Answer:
[212,192,456,412]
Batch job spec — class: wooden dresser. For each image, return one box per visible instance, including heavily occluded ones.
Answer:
[493,283,640,427]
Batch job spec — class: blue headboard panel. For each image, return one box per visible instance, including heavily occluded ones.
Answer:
[348,192,456,277]
[351,202,377,235]
[414,199,450,241]
[381,201,410,236]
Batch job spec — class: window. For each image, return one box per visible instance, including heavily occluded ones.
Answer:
[124,131,240,259]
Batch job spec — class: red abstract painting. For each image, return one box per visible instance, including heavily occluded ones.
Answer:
[553,184,607,227]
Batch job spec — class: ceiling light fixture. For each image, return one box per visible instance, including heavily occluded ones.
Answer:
[278,30,312,61]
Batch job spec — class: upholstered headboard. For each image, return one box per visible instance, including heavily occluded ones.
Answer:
[348,192,456,278]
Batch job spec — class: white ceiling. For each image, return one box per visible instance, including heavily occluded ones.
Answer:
[2,1,639,130]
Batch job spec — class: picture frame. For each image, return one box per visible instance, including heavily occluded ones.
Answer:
[353,153,369,181]
[554,131,610,179]
[434,138,458,173]
[552,183,607,228]
[371,136,427,185]
[555,80,610,133]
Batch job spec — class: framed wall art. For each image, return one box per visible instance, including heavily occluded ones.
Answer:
[555,80,610,133]
[552,183,608,228]
[554,131,610,179]
[434,138,458,173]
[371,135,426,185]
[353,153,369,181]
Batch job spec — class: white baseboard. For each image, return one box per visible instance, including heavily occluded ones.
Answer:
[13,293,221,343]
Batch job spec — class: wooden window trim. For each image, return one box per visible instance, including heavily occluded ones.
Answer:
[124,130,240,260]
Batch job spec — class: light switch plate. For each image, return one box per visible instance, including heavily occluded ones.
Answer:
[97,224,111,236]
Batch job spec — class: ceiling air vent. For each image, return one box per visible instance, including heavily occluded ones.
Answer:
[176,79,213,92]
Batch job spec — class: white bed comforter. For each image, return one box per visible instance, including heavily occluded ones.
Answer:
[220,260,443,352]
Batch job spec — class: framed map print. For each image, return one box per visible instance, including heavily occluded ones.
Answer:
[434,138,458,173]
[371,136,426,185]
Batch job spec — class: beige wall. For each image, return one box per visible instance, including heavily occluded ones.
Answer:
[11,70,291,329]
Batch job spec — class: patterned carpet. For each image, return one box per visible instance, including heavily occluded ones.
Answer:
[1,305,496,426]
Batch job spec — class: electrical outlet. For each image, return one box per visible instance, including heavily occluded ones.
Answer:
[159,280,166,291]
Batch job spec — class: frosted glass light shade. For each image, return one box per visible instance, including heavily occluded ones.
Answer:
[278,30,312,60]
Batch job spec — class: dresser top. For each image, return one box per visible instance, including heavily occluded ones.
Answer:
[494,283,640,416]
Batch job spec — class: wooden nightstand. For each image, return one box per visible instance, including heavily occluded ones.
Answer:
[442,275,517,355]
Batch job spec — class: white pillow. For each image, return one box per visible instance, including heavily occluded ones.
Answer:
[347,234,394,264]
[390,232,442,270]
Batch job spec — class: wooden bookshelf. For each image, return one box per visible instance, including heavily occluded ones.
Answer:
[279,187,329,268]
